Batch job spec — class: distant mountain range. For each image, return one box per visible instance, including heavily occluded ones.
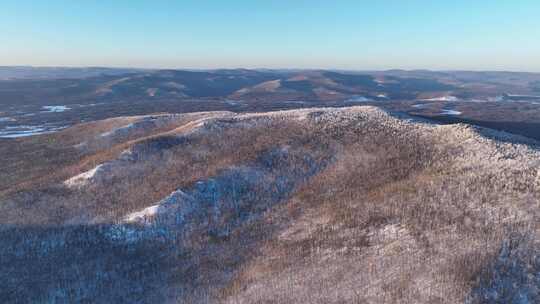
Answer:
[0,66,144,80]
[2,67,540,142]
[1,69,540,302]
[1,67,540,106]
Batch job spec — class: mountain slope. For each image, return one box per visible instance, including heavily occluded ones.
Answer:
[0,106,539,303]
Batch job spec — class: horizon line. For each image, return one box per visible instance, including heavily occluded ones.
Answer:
[1,64,539,74]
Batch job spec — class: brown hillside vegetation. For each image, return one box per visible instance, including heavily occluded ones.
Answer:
[0,106,539,303]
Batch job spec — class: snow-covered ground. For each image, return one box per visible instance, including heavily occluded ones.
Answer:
[439,109,462,115]
[41,105,71,113]
[223,99,242,105]
[0,104,90,138]
[146,88,158,97]
[421,96,460,102]
[488,96,505,102]
[346,96,372,103]
[9,105,540,303]
[64,164,105,187]
[0,117,16,122]
[505,94,540,99]
[123,205,161,223]
[411,103,461,115]
[76,103,106,107]
[0,124,67,138]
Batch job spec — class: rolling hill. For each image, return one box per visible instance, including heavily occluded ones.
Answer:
[1,106,538,303]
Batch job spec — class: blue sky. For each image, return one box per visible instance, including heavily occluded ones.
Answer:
[1,1,539,71]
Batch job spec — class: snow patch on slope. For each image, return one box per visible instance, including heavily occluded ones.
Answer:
[123,205,160,224]
[439,109,462,115]
[110,145,331,243]
[42,105,71,113]
[345,96,372,103]
[64,164,105,188]
[0,124,67,138]
[421,96,459,102]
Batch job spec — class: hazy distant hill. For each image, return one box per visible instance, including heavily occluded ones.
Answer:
[0,66,144,80]
[2,68,540,141]
[2,68,540,107]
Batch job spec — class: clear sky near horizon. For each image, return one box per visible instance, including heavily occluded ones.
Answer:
[1,1,539,71]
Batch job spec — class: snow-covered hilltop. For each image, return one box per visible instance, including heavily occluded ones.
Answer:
[1,106,539,303]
